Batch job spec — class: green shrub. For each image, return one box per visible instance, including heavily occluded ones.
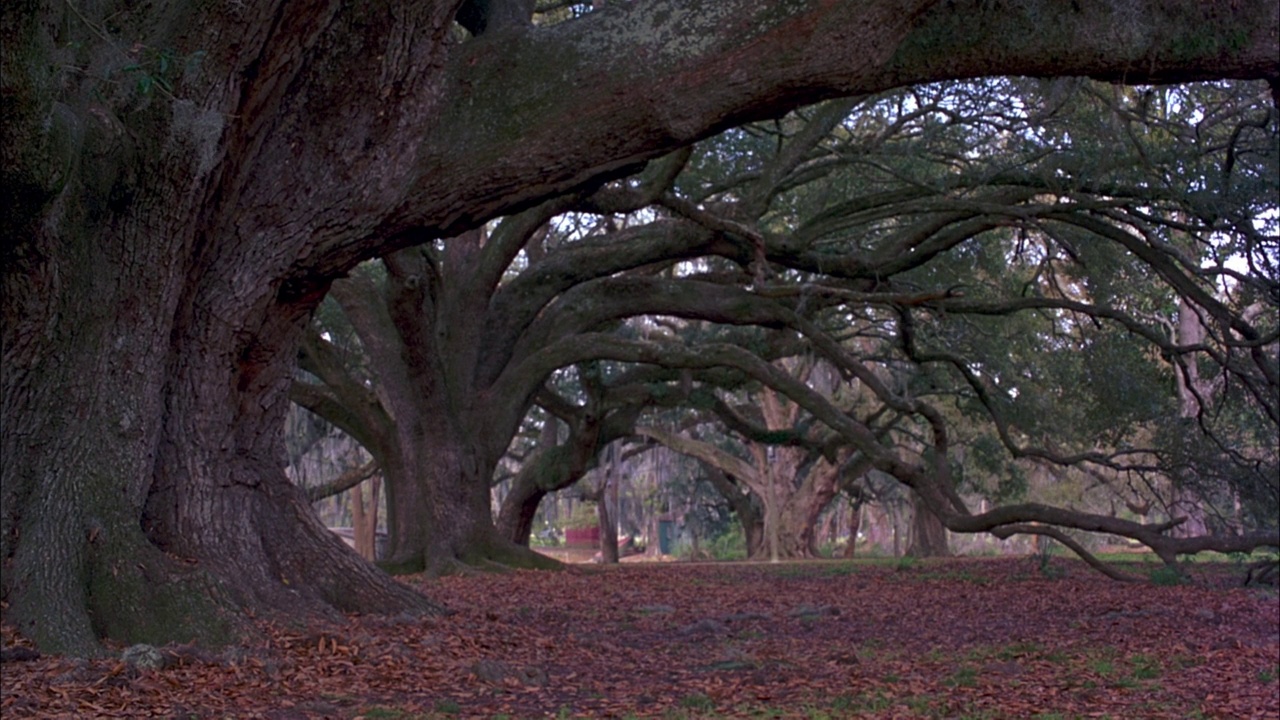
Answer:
[1148,566,1184,586]
[706,525,748,561]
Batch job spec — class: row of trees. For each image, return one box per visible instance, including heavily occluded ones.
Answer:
[292,77,1278,579]
[4,0,1277,655]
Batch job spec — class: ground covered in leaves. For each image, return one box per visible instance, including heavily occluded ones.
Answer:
[3,557,1278,719]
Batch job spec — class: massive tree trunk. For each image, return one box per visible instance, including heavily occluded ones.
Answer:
[4,0,1274,655]
[775,472,843,558]
[906,490,952,558]
[752,384,847,559]
[2,1,459,655]
[3,208,444,656]
[308,244,564,574]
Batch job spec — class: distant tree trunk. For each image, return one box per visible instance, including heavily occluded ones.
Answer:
[597,487,619,564]
[843,499,865,558]
[497,472,550,548]
[763,453,782,563]
[907,491,950,558]
[352,481,371,560]
[498,419,565,546]
[889,503,903,557]
[301,247,559,576]
[580,450,620,564]
[412,422,553,575]
[293,315,432,574]
[702,467,765,559]
[351,476,381,561]
[774,464,842,558]
[377,453,433,572]
[821,505,841,551]
[1170,297,1212,538]
[496,405,639,546]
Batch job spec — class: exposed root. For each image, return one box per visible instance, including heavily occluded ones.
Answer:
[1244,558,1279,587]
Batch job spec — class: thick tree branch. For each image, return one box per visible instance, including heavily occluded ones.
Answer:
[315,0,1277,269]
[306,461,380,502]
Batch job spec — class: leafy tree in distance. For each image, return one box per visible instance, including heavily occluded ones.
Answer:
[3,0,1277,655]
[575,78,1278,568]
[298,77,1275,577]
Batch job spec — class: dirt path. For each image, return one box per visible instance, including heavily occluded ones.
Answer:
[3,558,1277,718]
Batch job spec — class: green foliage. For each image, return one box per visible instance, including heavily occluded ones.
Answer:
[705,524,748,561]
[945,666,979,687]
[966,434,1027,503]
[677,693,716,712]
[432,699,462,715]
[1032,539,1069,580]
[1128,654,1162,680]
[529,524,561,547]
[563,502,598,530]
[1147,566,1185,586]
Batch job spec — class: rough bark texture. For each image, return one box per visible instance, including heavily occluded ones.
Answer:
[4,0,1276,654]
[906,491,951,558]
[704,467,766,560]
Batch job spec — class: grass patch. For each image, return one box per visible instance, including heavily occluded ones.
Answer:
[904,694,940,714]
[1147,566,1184,586]
[1088,657,1116,676]
[1043,650,1071,664]
[996,641,1043,659]
[849,692,894,712]
[359,709,414,719]
[946,665,980,687]
[1127,653,1162,680]
[433,700,462,715]
[918,569,992,584]
[678,693,716,712]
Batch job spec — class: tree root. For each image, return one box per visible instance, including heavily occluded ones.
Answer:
[1244,558,1279,587]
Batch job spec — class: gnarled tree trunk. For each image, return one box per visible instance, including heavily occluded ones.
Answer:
[906,490,951,558]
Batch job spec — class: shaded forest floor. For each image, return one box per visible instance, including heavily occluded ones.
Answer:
[3,557,1278,719]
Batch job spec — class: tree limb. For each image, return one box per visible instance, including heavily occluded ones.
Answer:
[306,461,379,502]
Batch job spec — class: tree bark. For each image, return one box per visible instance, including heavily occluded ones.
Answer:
[907,490,951,558]
[1169,297,1212,537]
[843,501,865,558]
[597,481,620,565]
[495,400,643,546]
[703,467,765,559]
[306,461,379,503]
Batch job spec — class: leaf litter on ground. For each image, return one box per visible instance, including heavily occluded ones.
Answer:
[2,557,1277,719]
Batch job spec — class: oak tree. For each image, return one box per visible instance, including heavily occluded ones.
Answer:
[3,0,1276,655]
